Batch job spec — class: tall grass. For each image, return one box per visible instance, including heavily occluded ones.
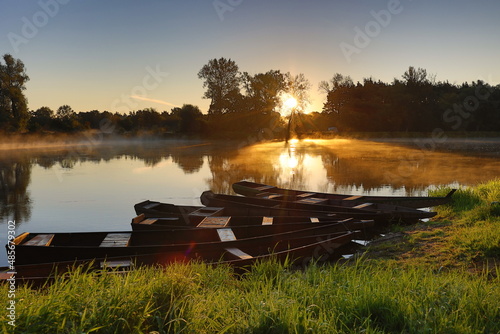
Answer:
[430,179,500,261]
[1,259,499,333]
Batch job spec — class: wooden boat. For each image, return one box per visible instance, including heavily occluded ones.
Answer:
[130,211,375,231]
[134,200,368,222]
[8,224,360,265]
[200,191,437,222]
[233,180,456,209]
[0,231,359,286]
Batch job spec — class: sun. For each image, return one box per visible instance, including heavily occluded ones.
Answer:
[279,93,298,116]
[283,96,297,109]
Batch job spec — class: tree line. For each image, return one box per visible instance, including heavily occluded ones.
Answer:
[1,54,499,138]
[320,68,500,132]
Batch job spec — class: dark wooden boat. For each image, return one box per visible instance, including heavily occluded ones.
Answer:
[8,224,360,265]
[233,180,456,209]
[130,211,375,231]
[134,200,368,222]
[200,191,437,222]
[2,230,359,283]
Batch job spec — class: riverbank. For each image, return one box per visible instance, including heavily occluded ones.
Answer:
[1,180,499,333]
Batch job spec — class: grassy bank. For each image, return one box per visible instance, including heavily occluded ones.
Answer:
[2,180,499,333]
[366,179,500,272]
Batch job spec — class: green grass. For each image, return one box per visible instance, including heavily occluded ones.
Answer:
[1,180,499,333]
[430,179,500,261]
[2,259,499,333]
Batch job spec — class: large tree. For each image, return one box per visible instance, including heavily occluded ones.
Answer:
[197,58,241,114]
[402,66,428,86]
[0,54,30,131]
[242,70,287,112]
[284,72,311,113]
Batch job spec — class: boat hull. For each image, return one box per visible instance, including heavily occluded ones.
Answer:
[233,181,455,209]
[9,224,361,265]
[200,191,436,222]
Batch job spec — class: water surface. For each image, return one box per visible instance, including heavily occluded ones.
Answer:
[1,138,499,265]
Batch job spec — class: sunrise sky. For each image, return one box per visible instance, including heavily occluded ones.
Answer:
[1,0,499,114]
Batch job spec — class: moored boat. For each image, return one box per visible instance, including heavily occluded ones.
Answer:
[233,180,456,209]
[134,200,365,221]
[8,224,360,265]
[130,211,375,231]
[3,229,360,283]
[200,191,437,223]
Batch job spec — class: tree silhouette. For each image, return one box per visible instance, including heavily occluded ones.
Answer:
[242,70,287,112]
[171,104,204,133]
[0,54,30,131]
[402,66,428,86]
[198,58,241,114]
[29,106,53,131]
[284,72,311,114]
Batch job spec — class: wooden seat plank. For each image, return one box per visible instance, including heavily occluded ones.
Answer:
[297,192,315,198]
[100,233,131,247]
[197,216,230,228]
[225,247,253,259]
[352,203,374,209]
[217,228,237,241]
[296,197,328,205]
[139,218,158,225]
[131,214,145,225]
[24,234,54,246]
[262,216,273,225]
[344,195,364,201]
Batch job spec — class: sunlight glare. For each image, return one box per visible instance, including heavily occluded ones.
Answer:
[280,152,298,169]
[284,96,297,109]
[279,93,298,117]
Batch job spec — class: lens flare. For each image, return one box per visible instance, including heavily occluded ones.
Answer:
[279,93,298,117]
[284,97,297,109]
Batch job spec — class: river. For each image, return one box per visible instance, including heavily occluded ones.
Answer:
[1,137,499,265]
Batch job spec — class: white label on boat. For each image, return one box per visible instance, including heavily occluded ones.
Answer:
[217,228,236,242]
[310,217,320,223]
[262,217,273,225]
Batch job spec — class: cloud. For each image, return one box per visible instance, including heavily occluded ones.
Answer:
[130,95,180,108]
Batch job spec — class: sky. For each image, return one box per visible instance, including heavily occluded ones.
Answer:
[1,0,499,114]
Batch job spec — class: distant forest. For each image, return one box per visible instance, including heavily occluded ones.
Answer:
[1,54,499,139]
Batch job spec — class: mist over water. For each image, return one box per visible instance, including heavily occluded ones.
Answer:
[0,138,499,265]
